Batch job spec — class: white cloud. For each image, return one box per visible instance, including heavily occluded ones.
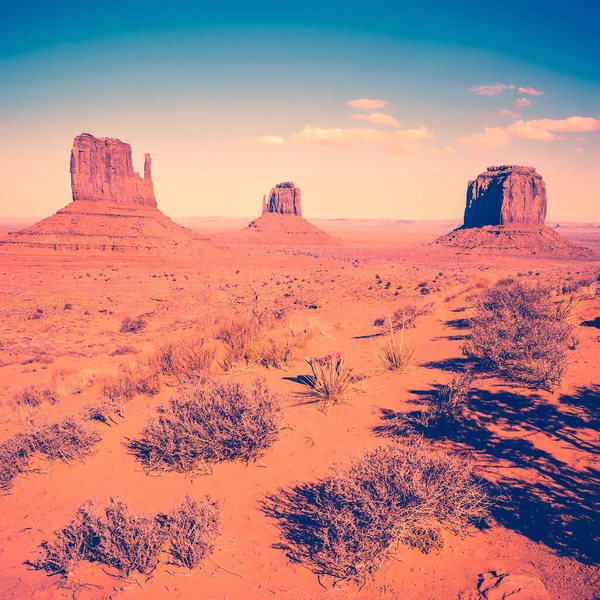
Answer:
[515,97,533,108]
[506,120,556,140]
[350,112,400,127]
[469,84,515,96]
[518,87,544,96]
[526,116,600,133]
[499,109,522,120]
[292,124,433,151]
[347,98,388,111]
[456,127,511,149]
[239,135,286,146]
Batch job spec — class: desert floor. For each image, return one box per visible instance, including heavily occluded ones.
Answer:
[0,219,598,600]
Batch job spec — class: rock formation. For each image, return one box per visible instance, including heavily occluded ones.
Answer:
[433,165,590,256]
[70,133,157,207]
[262,182,302,216]
[0,133,213,256]
[244,181,339,245]
[477,572,551,600]
[464,166,546,228]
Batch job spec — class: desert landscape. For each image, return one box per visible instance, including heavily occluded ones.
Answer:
[1,5,599,600]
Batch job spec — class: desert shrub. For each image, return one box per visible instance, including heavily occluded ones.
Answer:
[33,495,220,577]
[85,397,124,426]
[153,338,215,380]
[0,433,37,492]
[33,417,102,462]
[34,498,169,577]
[463,279,573,390]
[167,494,220,568]
[381,373,474,437]
[110,345,139,356]
[260,328,313,370]
[120,316,147,334]
[101,368,137,402]
[13,384,58,408]
[130,378,282,473]
[374,303,433,330]
[303,353,353,408]
[376,318,415,372]
[264,439,489,581]
[216,315,264,370]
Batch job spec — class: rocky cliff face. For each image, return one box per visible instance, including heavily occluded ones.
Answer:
[70,133,157,207]
[263,182,302,216]
[464,165,546,228]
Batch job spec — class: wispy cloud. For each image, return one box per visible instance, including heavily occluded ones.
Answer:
[469,84,515,96]
[239,135,286,146]
[350,112,400,127]
[456,127,511,149]
[518,86,544,96]
[347,98,388,110]
[457,116,600,148]
[292,124,433,151]
[515,97,533,108]
[571,147,584,153]
[499,109,522,120]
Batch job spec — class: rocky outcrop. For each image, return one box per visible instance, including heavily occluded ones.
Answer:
[263,182,302,216]
[464,166,546,228]
[70,133,156,207]
[478,572,551,600]
[0,133,214,256]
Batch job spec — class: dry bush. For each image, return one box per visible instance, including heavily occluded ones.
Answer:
[463,279,573,390]
[167,494,220,568]
[85,398,124,426]
[0,433,36,492]
[0,418,101,492]
[216,315,264,370]
[261,328,313,370]
[376,318,415,372]
[303,353,353,408]
[374,303,433,330]
[12,384,58,408]
[130,378,282,473]
[153,338,215,380]
[101,362,161,402]
[32,495,220,577]
[110,345,139,357]
[119,316,147,334]
[264,439,489,582]
[384,373,475,437]
[33,417,102,462]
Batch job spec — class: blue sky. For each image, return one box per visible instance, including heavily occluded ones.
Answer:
[1,2,598,220]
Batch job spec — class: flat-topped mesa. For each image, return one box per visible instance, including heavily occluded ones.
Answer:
[463,165,546,228]
[262,181,302,216]
[70,133,157,207]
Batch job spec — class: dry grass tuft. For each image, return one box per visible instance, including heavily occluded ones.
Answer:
[152,338,215,381]
[303,353,353,408]
[264,439,489,582]
[376,317,415,372]
[12,385,58,408]
[130,378,282,473]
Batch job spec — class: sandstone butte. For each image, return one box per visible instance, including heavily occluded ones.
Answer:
[0,133,213,256]
[246,182,340,245]
[434,165,590,256]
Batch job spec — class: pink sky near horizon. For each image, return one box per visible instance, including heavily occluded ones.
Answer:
[0,30,598,222]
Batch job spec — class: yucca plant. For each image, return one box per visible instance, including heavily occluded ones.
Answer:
[553,295,582,326]
[377,316,415,372]
[304,353,353,409]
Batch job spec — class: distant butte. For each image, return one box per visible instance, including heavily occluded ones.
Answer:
[246,181,340,245]
[0,133,213,256]
[433,165,591,256]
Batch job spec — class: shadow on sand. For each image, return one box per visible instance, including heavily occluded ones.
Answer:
[374,385,600,564]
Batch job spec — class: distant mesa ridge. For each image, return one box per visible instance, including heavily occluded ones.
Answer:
[71,133,157,207]
[434,164,590,256]
[262,181,302,217]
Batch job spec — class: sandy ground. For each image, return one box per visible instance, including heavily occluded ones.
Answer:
[0,218,599,600]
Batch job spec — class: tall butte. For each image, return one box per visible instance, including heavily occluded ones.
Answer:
[245,181,339,244]
[434,165,590,256]
[0,133,212,256]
